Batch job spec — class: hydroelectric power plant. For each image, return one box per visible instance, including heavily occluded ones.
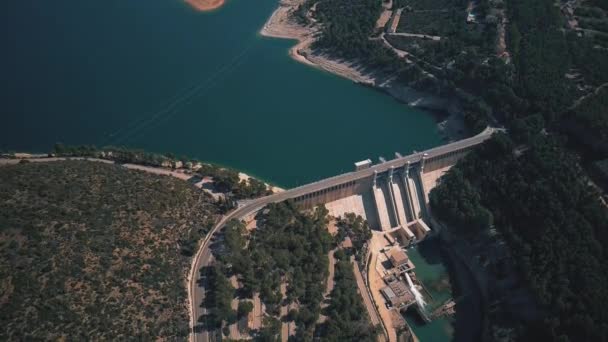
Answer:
[192,127,498,342]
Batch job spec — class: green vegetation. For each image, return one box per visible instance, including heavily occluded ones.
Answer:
[397,10,467,36]
[201,265,237,329]
[0,160,220,339]
[335,213,372,259]
[589,0,608,11]
[430,134,608,341]
[311,0,608,146]
[209,201,333,339]
[501,0,608,136]
[313,0,403,67]
[574,6,606,19]
[310,0,502,134]
[258,316,282,341]
[237,300,254,318]
[205,203,380,340]
[317,254,378,341]
[50,143,272,199]
[562,87,608,156]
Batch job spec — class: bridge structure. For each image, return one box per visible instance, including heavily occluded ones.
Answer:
[189,127,497,342]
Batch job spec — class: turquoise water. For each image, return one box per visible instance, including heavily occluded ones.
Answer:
[406,241,455,341]
[405,239,482,342]
[0,0,441,187]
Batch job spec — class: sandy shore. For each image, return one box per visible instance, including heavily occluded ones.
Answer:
[185,0,225,11]
[260,0,376,84]
[238,172,285,193]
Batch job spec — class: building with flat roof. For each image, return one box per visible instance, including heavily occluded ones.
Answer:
[389,249,409,268]
[354,159,372,171]
[381,274,415,308]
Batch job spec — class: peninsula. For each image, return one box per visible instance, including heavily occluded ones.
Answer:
[185,0,225,11]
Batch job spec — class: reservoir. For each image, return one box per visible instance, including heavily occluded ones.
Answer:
[0,0,441,188]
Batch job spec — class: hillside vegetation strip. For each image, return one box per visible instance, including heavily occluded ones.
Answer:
[430,134,608,341]
[0,160,219,340]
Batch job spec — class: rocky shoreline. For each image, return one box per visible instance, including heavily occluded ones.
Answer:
[259,0,466,141]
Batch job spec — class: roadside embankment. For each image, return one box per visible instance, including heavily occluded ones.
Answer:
[0,152,284,194]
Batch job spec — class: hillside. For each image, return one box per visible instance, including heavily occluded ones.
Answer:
[430,134,608,341]
[0,160,220,339]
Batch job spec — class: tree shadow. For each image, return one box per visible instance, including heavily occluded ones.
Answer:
[197,266,212,287]
[440,244,484,342]
[415,237,444,265]
[361,190,381,230]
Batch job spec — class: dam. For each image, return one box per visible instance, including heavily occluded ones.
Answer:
[192,127,498,342]
[294,127,497,244]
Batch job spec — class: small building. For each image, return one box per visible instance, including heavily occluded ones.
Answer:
[389,249,409,268]
[381,286,398,305]
[381,274,415,308]
[354,159,372,171]
[408,219,431,241]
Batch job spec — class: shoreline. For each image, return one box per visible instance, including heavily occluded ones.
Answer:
[0,153,285,193]
[259,0,466,141]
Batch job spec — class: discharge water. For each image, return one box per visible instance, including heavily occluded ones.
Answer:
[405,271,427,309]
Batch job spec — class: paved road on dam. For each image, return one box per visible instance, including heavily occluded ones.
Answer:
[189,127,497,342]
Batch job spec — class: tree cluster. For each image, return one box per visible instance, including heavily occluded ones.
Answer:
[317,255,378,341]
[0,160,220,339]
[209,201,333,339]
[313,0,406,69]
[335,213,372,259]
[201,265,236,329]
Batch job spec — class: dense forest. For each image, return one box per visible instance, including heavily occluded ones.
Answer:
[335,213,372,259]
[201,264,236,330]
[313,0,407,68]
[203,203,379,340]
[206,201,333,339]
[308,0,608,147]
[562,87,608,157]
[316,251,378,341]
[0,160,220,339]
[430,134,608,341]
[480,0,608,142]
